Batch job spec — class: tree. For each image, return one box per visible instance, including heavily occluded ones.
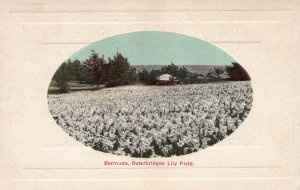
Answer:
[177,66,189,82]
[68,59,82,81]
[207,69,213,78]
[226,62,251,81]
[214,67,225,77]
[148,69,161,84]
[52,62,70,92]
[84,50,107,87]
[138,69,150,84]
[127,67,137,84]
[107,52,135,87]
[161,62,178,77]
[79,63,92,84]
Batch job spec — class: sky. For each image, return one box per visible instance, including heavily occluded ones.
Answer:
[68,31,236,66]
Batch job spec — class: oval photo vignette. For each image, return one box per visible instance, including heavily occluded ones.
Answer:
[47,31,253,158]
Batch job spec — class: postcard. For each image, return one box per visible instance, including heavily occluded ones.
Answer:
[0,0,299,189]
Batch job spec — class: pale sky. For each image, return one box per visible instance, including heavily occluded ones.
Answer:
[68,31,236,66]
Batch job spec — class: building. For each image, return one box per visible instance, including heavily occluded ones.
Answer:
[156,74,181,85]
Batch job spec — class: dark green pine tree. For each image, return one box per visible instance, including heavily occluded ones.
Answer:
[52,61,71,92]
[84,50,107,87]
[137,68,150,84]
[68,59,82,81]
[107,52,135,87]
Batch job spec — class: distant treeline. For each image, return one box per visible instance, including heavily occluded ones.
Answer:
[52,50,137,92]
[51,50,250,92]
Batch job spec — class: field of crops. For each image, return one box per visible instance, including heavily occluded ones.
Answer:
[48,81,253,157]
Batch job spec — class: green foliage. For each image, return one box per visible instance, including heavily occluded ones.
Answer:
[148,70,161,84]
[160,62,189,82]
[52,51,137,90]
[160,62,178,77]
[137,69,150,84]
[51,58,94,92]
[52,62,70,92]
[208,67,225,78]
[66,82,92,87]
[84,50,107,86]
[68,59,81,81]
[106,52,136,87]
[51,49,232,94]
[139,62,190,84]
[136,62,217,85]
[177,66,189,80]
[226,62,251,81]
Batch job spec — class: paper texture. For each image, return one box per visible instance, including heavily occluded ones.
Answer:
[0,0,299,189]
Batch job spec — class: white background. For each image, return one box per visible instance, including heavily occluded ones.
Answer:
[0,0,299,189]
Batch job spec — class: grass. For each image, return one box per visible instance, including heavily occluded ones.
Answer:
[66,81,91,87]
[49,80,58,87]
[49,80,92,88]
[48,80,99,94]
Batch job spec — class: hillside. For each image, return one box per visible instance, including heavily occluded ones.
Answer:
[133,65,227,75]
